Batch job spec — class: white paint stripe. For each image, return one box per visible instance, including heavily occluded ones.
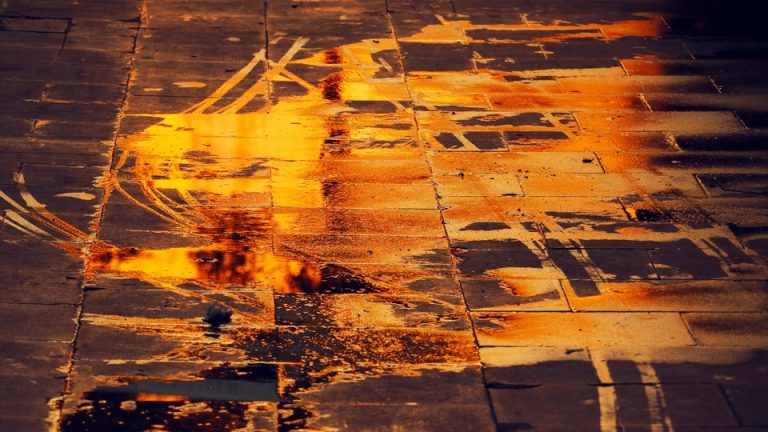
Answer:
[277,67,317,92]
[456,133,478,149]
[597,386,619,432]
[217,37,309,114]
[390,100,407,111]
[592,352,619,432]
[55,192,96,201]
[377,57,393,73]
[637,362,675,432]
[14,172,47,209]
[3,217,39,237]
[5,210,51,237]
[3,179,86,240]
[0,189,28,213]
[184,49,266,114]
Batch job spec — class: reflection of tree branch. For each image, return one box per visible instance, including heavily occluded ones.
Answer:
[111,177,178,225]
[167,159,205,218]
[2,181,88,242]
[183,49,267,114]
[216,38,309,114]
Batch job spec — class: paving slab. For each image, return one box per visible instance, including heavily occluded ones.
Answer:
[576,111,746,133]
[474,312,695,348]
[684,313,768,346]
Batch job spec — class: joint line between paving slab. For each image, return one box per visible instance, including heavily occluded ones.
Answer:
[385,0,478,348]
[385,6,501,428]
[263,0,272,113]
[56,1,147,428]
[55,18,73,59]
[679,312,700,346]
[717,381,744,426]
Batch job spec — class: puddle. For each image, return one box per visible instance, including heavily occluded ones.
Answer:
[626,207,667,222]
[61,365,280,432]
[91,375,280,403]
[91,244,322,294]
[6,12,676,303]
[316,263,376,293]
[90,245,376,295]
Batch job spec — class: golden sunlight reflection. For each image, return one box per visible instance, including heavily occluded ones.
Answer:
[91,243,321,294]
[83,14,667,298]
[94,37,413,294]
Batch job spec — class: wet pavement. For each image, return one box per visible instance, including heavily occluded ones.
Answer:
[1,0,768,430]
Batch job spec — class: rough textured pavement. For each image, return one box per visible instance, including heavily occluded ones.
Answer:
[1,0,768,431]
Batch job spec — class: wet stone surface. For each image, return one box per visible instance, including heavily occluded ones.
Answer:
[2,0,768,431]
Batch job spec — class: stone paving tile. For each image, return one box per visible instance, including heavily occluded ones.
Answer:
[474,312,695,348]
[697,174,768,197]
[599,152,768,175]
[558,75,719,94]
[429,151,604,175]
[576,111,746,133]
[696,198,768,226]
[519,172,638,197]
[0,341,69,425]
[646,93,768,113]
[660,384,739,427]
[436,173,523,197]
[564,280,768,312]
[304,402,495,431]
[684,313,768,346]
[491,384,601,430]
[285,181,438,209]
[273,234,450,265]
[483,346,768,430]
[0,303,77,341]
[723,385,768,427]
[489,92,648,112]
[0,266,82,304]
[461,278,569,311]
[275,207,445,237]
[675,132,768,152]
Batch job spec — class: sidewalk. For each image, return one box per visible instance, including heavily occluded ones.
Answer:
[1,0,767,430]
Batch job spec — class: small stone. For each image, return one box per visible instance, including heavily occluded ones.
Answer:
[203,304,233,326]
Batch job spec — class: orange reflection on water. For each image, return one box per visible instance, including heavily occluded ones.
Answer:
[134,393,188,403]
[93,14,670,298]
[399,14,666,44]
[91,243,321,294]
[93,37,414,295]
[118,37,409,207]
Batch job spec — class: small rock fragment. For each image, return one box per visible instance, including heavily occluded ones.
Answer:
[203,304,233,326]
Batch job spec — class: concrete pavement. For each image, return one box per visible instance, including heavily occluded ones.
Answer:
[1,0,768,430]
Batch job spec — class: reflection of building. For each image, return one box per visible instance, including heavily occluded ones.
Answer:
[86,36,417,301]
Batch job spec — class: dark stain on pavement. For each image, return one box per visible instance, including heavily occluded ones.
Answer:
[451,240,542,276]
[460,221,512,231]
[61,364,280,432]
[320,72,343,101]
